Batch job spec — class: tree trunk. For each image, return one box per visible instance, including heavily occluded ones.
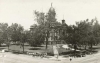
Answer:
[74,44,77,57]
[23,43,24,53]
[80,45,81,50]
[46,31,49,49]
[85,45,87,50]
[46,37,48,49]
[0,44,1,47]
[90,43,93,49]
[8,45,9,51]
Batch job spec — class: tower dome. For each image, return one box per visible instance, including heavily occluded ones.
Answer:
[49,3,55,12]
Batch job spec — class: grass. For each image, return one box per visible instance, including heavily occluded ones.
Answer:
[0,44,100,57]
[0,44,67,55]
[9,45,47,53]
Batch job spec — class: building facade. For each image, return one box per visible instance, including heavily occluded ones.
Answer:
[46,19,68,45]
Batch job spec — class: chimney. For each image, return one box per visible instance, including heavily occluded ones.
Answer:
[62,19,65,24]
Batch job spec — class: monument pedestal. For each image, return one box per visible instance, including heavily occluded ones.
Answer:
[53,45,59,59]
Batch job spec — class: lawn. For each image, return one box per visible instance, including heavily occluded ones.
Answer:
[0,44,68,55]
[0,44,99,57]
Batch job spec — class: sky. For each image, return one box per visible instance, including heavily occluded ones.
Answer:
[0,0,100,30]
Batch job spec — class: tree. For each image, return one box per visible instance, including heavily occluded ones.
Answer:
[5,27,12,50]
[64,25,73,44]
[29,24,45,47]
[71,18,100,50]
[0,23,8,47]
[76,19,91,49]
[9,23,24,43]
[92,18,100,45]
[33,4,58,49]
[75,19,94,49]
[20,30,29,53]
[34,11,45,25]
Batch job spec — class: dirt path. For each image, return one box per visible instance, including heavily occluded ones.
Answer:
[0,51,100,63]
[0,52,63,63]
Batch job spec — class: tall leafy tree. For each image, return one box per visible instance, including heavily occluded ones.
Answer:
[32,5,59,49]
[0,23,8,46]
[0,23,11,50]
[29,24,45,47]
[20,30,30,53]
[9,23,24,43]
[75,19,92,49]
[92,18,100,45]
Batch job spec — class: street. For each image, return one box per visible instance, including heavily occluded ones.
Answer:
[0,51,100,63]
